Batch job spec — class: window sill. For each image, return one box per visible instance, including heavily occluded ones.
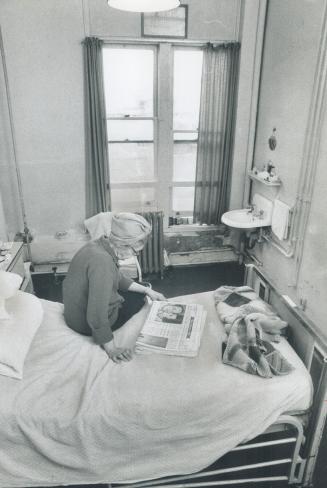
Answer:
[165,224,226,234]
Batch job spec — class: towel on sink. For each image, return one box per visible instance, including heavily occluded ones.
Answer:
[271,200,290,240]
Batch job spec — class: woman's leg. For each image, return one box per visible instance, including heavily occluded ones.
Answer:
[112,291,145,331]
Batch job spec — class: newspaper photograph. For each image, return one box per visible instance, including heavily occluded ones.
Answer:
[136,301,206,356]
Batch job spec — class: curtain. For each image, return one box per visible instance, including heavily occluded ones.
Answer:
[84,37,111,218]
[193,43,240,225]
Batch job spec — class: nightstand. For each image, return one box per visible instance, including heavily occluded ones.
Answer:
[0,242,33,293]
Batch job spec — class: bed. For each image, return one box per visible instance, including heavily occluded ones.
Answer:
[0,264,326,488]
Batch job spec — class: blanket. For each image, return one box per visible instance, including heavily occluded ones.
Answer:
[213,286,288,339]
[214,286,273,328]
[0,292,312,487]
[214,286,292,378]
[223,315,293,378]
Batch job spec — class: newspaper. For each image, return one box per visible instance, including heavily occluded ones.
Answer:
[135,301,206,357]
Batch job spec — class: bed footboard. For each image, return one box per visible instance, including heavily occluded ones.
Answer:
[111,415,306,487]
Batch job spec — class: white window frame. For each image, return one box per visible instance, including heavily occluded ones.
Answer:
[104,44,159,213]
[103,39,211,230]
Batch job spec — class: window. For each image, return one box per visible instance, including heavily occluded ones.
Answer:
[102,44,203,226]
[172,49,203,223]
[103,46,157,211]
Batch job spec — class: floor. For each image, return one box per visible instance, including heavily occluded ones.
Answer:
[32,261,245,303]
[31,262,325,488]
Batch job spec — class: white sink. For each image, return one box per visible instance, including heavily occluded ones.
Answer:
[221,194,273,230]
[221,208,271,229]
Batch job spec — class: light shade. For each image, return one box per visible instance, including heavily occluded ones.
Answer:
[108,0,180,13]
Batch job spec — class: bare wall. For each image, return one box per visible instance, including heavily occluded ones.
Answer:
[297,95,327,328]
[251,0,327,331]
[0,0,86,237]
[0,0,241,237]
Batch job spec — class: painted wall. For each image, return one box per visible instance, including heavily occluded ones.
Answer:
[0,56,22,238]
[250,0,327,331]
[0,0,86,238]
[88,0,240,39]
[297,98,327,328]
[0,191,7,241]
[0,0,241,239]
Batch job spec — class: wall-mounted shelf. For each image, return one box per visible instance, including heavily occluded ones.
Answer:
[248,171,281,187]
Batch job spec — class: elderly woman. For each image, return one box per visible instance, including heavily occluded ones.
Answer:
[63,213,165,363]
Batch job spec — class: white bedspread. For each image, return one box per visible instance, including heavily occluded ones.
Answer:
[0,292,312,487]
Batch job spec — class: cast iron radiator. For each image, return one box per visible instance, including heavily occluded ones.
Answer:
[138,211,164,279]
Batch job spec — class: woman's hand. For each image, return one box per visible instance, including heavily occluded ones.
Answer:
[127,281,165,301]
[146,288,166,302]
[103,340,133,363]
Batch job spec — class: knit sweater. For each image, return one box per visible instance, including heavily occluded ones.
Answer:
[63,236,133,344]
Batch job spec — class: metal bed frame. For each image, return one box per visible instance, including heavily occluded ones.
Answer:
[110,264,327,488]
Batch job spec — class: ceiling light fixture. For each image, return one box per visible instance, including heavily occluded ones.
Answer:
[108,0,180,13]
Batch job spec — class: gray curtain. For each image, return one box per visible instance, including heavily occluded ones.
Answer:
[193,43,240,225]
[84,37,111,217]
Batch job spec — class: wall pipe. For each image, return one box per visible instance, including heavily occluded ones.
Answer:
[261,232,294,259]
[0,26,32,262]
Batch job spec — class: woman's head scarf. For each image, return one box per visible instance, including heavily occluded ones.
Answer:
[110,213,151,247]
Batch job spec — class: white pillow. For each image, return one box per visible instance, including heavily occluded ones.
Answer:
[0,291,43,379]
[0,270,23,319]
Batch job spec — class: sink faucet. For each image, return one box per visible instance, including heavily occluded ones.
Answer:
[246,204,256,214]
[247,205,265,219]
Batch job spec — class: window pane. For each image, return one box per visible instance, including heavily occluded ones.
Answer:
[174,131,198,141]
[172,187,195,212]
[109,143,154,183]
[107,120,153,142]
[173,143,197,182]
[111,187,156,212]
[173,49,203,131]
[103,47,154,117]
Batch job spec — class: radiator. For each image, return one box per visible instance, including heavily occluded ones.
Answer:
[138,211,164,279]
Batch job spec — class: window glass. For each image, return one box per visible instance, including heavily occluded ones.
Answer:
[103,48,154,117]
[173,131,198,141]
[102,44,204,222]
[111,187,156,212]
[109,143,154,183]
[172,49,202,221]
[173,143,197,182]
[107,120,153,142]
[173,50,203,131]
[172,186,195,212]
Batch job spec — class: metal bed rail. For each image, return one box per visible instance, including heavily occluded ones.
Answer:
[111,415,306,488]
